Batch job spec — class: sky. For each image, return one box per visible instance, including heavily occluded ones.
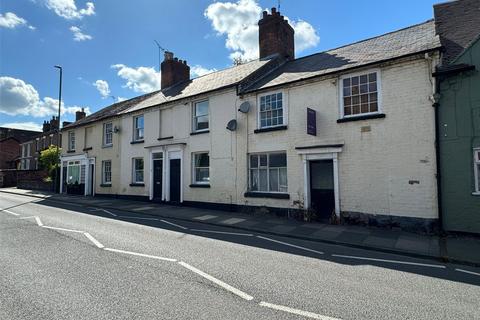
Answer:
[1,0,440,132]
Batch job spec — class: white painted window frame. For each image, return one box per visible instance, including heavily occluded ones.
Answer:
[339,68,382,119]
[248,151,288,193]
[68,131,75,151]
[474,148,480,195]
[103,122,113,146]
[132,157,144,183]
[102,160,112,185]
[133,115,144,141]
[192,152,210,185]
[192,99,209,132]
[257,91,287,129]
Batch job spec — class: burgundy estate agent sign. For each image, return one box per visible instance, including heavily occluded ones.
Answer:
[307,108,316,136]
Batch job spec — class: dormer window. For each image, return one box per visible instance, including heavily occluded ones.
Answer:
[340,70,381,118]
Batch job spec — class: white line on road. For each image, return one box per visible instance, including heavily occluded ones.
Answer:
[2,209,20,216]
[455,268,480,276]
[257,235,324,255]
[34,216,43,226]
[259,301,342,320]
[119,216,158,221]
[331,254,446,269]
[104,248,177,262]
[178,261,254,301]
[101,209,117,217]
[190,229,253,236]
[42,226,85,233]
[18,216,37,219]
[160,219,189,230]
[83,232,104,249]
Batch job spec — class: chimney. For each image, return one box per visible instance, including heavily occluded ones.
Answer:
[49,116,59,132]
[42,120,51,133]
[62,121,72,128]
[258,8,295,60]
[161,51,190,89]
[75,108,86,121]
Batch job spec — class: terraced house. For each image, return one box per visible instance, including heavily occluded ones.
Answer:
[61,8,445,232]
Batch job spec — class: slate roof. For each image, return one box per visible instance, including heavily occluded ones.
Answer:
[243,20,441,92]
[0,127,41,143]
[434,0,480,64]
[125,57,275,114]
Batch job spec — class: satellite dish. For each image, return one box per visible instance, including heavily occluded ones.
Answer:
[238,101,251,113]
[226,119,237,131]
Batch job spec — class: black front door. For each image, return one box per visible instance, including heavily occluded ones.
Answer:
[310,160,335,221]
[89,164,94,195]
[169,159,181,203]
[153,159,163,200]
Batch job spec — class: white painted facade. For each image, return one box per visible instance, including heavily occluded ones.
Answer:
[61,55,439,223]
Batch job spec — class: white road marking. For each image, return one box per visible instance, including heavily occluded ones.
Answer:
[257,235,324,255]
[221,218,246,225]
[34,216,43,226]
[190,229,253,236]
[259,301,341,320]
[160,219,188,230]
[119,216,158,221]
[455,268,480,276]
[2,209,20,216]
[101,209,117,217]
[83,232,104,248]
[332,254,446,269]
[42,226,84,233]
[18,216,37,219]
[194,215,217,221]
[178,261,253,301]
[104,248,177,262]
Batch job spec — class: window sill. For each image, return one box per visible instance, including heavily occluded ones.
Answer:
[102,144,112,149]
[158,136,174,141]
[189,184,211,188]
[190,130,209,136]
[337,113,386,123]
[67,150,76,153]
[100,183,112,187]
[244,192,290,199]
[83,147,93,151]
[254,125,287,134]
[131,140,144,144]
[472,192,480,196]
[129,183,145,187]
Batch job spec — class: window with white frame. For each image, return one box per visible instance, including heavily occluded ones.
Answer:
[193,100,209,131]
[341,71,379,117]
[133,115,144,141]
[67,160,81,184]
[193,152,210,184]
[68,131,75,151]
[259,92,284,128]
[103,122,113,146]
[102,160,112,185]
[249,152,287,193]
[132,158,144,183]
[474,149,480,193]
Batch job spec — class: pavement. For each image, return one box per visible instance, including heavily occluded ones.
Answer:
[1,187,480,267]
[1,191,480,320]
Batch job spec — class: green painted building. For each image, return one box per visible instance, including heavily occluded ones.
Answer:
[435,35,480,234]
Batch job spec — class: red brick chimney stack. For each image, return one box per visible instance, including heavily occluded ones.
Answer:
[161,51,190,90]
[258,7,295,60]
[75,108,86,121]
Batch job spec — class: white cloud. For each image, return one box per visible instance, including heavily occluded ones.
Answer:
[116,96,127,102]
[70,26,92,41]
[45,0,95,20]
[0,122,42,131]
[93,79,110,98]
[204,0,319,61]
[191,65,217,77]
[111,64,160,94]
[0,76,90,118]
[0,12,35,30]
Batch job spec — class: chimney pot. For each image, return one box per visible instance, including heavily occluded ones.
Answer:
[164,51,174,60]
[271,7,276,14]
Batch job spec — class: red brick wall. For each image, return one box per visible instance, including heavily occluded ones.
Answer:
[0,139,20,169]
